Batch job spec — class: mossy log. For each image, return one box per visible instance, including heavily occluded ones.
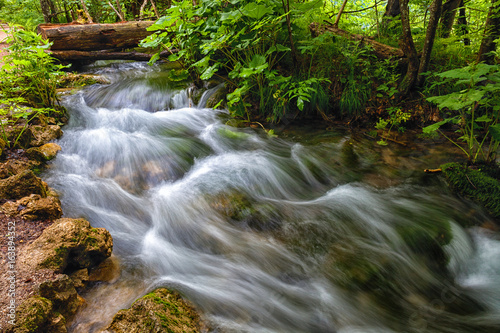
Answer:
[309,22,405,60]
[37,21,154,51]
[441,162,500,219]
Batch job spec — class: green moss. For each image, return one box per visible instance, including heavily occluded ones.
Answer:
[15,297,53,333]
[441,162,500,220]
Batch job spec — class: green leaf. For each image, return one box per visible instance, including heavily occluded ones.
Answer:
[192,56,210,68]
[241,3,274,20]
[490,124,500,142]
[200,64,219,80]
[422,118,455,134]
[265,44,291,55]
[221,10,242,22]
[148,52,160,65]
[239,54,268,78]
[297,97,304,111]
[475,115,492,122]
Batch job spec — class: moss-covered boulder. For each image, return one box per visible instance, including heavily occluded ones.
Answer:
[7,296,53,333]
[441,162,500,220]
[105,288,207,333]
[26,143,62,162]
[19,218,113,273]
[0,170,47,199]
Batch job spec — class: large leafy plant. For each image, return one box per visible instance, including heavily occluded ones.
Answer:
[142,0,329,122]
[0,26,66,108]
[423,63,500,163]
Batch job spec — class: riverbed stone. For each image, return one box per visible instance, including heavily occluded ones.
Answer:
[105,288,207,333]
[0,169,46,199]
[88,254,121,283]
[19,217,113,273]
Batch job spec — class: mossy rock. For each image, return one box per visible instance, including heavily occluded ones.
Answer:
[204,85,227,109]
[20,218,113,273]
[105,288,207,333]
[8,296,53,333]
[26,143,62,162]
[38,274,81,319]
[4,124,33,149]
[207,191,281,231]
[0,169,47,200]
[441,162,500,220]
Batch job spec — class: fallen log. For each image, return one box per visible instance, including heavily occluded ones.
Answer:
[48,49,171,61]
[37,21,154,51]
[309,22,404,60]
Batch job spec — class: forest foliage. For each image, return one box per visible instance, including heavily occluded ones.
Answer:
[0,0,499,162]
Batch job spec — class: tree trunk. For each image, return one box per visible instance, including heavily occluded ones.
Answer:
[439,0,461,38]
[477,0,500,64]
[37,21,155,51]
[417,0,443,87]
[381,0,401,34]
[383,0,401,18]
[457,0,470,45]
[40,0,52,23]
[398,0,419,95]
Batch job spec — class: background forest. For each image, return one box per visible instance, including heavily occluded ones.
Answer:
[0,0,499,164]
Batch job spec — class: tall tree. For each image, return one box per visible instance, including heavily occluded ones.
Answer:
[417,0,443,87]
[456,0,470,45]
[398,0,419,95]
[381,0,401,34]
[439,0,461,38]
[477,0,500,64]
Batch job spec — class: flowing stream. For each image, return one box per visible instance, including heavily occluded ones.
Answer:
[46,62,500,333]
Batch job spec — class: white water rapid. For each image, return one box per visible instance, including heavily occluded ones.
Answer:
[45,62,500,333]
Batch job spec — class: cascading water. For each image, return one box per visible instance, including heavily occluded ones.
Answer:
[46,62,500,333]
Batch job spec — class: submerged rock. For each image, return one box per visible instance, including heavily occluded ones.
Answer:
[19,217,113,273]
[0,169,47,200]
[88,254,121,284]
[105,288,207,333]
